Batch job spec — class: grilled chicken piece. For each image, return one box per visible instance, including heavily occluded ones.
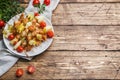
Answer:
[19,13,24,22]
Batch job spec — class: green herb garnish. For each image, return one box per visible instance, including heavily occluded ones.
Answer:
[0,0,25,22]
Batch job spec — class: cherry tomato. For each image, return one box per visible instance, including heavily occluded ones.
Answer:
[17,46,24,53]
[27,65,35,74]
[47,30,54,38]
[33,0,40,6]
[13,41,17,45]
[0,20,5,29]
[44,0,50,6]
[39,21,46,29]
[34,12,39,16]
[16,68,24,77]
[8,34,15,40]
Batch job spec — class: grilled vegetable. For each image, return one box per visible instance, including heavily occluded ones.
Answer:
[43,26,52,33]
[36,34,42,40]
[14,38,24,49]
[10,38,18,45]
[29,40,37,46]
[16,23,24,33]
[27,14,34,21]
[35,16,44,23]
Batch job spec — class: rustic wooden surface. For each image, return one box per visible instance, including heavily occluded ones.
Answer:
[1,0,120,79]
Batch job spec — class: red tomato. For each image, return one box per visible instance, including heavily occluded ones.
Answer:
[33,0,40,6]
[27,65,35,74]
[0,20,5,29]
[34,12,39,16]
[44,0,50,6]
[16,68,24,77]
[47,30,54,38]
[8,34,15,40]
[39,21,46,29]
[13,41,17,45]
[17,46,24,53]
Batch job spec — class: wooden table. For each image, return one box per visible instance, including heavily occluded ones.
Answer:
[1,0,120,79]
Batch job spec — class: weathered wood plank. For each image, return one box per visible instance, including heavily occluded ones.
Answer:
[1,51,120,79]
[21,3,120,26]
[52,3,120,25]
[19,0,120,3]
[60,0,120,3]
[47,25,120,50]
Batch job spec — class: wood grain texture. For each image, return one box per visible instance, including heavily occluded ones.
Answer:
[52,3,120,25]
[1,51,120,79]
[1,0,120,79]
[21,3,120,26]
[49,25,120,50]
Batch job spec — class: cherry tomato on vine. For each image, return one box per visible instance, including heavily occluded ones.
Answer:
[44,0,50,6]
[33,0,40,6]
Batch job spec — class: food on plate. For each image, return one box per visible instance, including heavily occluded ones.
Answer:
[47,30,54,38]
[39,21,46,29]
[27,65,36,74]
[17,46,24,53]
[34,12,39,16]
[8,34,15,40]
[16,68,24,77]
[3,13,54,53]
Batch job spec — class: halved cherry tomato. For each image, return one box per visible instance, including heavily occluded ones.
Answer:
[33,0,40,6]
[0,20,5,29]
[39,21,46,29]
[44,0,50,6]
[17,46,24,53]
[8,34,15,40]
[34,12,39,16]
[47,30,54,38]
[27,65,35,74]
[16,68,24,77]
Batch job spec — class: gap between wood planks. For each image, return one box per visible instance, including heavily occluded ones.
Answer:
[19,0,120,4]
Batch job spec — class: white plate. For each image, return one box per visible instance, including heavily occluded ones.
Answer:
[3,13,54,57]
